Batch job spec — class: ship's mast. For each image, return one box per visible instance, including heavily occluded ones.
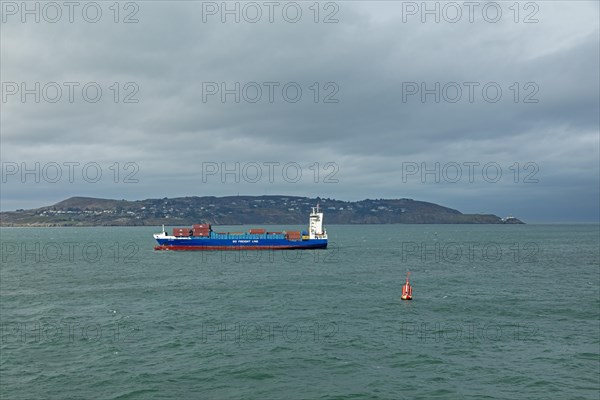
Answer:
[309,203,327,240]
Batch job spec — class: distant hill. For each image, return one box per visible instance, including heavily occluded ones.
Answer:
[0,195,524,226]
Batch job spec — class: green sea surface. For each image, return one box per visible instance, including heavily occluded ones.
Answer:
[1,224,598,399]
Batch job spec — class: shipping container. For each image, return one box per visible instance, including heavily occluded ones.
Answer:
[193,228,210,236]
[193,224,211,229]
[287,230,302,240]
[249,228,266,234]
[173,228,192,237]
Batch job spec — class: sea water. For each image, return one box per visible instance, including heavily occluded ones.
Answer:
[1,224,598,399]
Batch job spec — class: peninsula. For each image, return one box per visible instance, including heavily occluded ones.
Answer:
[0,195,524,227]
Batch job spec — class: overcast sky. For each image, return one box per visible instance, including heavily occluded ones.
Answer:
[1,1,598,222]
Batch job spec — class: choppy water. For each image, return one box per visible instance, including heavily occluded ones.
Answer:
[1,224,598,399]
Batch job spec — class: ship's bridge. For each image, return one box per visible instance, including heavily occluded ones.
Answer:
[309,204,327,240]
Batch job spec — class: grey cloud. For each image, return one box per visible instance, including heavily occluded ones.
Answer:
[1,1,598,222]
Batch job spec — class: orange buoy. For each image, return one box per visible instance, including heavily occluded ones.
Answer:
[401,272,413,300]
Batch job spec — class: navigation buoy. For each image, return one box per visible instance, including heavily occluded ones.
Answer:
[401,272,413,301]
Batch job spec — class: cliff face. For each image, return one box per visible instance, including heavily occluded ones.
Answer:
[0,195,523,226]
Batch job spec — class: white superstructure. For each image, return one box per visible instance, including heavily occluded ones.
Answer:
[309,204,327,240]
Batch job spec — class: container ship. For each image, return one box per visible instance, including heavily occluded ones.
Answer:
[153,205,328,250]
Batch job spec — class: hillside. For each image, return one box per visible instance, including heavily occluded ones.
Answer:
[0,195,523,226]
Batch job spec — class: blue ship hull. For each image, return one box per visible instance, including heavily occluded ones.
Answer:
[155,236,328,250]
